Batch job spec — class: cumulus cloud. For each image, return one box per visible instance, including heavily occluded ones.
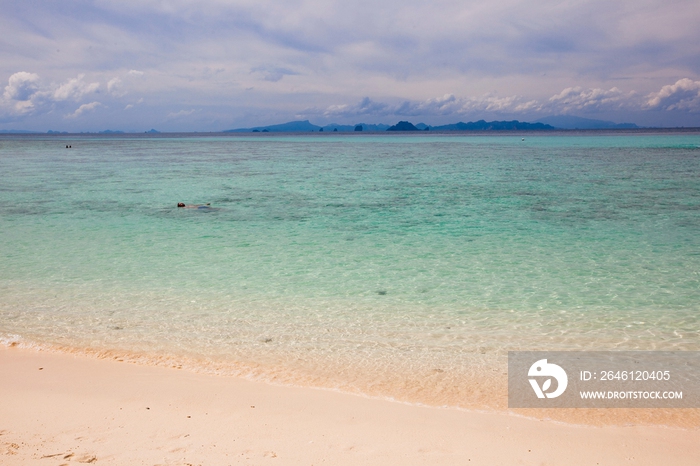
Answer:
[324,97,390,118]
[3,73,101,114]
[394,94,461,116]
[320,80,700,122]
[646,78,700,112]
[547,86,632,113]
[53,74,100,101]
[2,72,43,115]
[324,93,543,119]
[456,95,542,114]
[1,71,135,122]
[67,101,102,118]
[3,72,41,101]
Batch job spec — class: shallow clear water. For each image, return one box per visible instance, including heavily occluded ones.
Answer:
[1,132,699,408]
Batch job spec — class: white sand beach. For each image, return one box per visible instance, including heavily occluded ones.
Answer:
[2,346,698,465]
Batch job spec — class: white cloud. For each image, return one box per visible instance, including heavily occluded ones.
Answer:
[324,97,390,118]
[458,95,537,114]
[67,101,102,118]
[125,98,144,110]
[107,77,126,97]
[547,86,631,113]
[3,73,102,117]
[2,72,43,115]
[513,100,541,112]
[53,74,100,101]
[324,93,543,119]
[646,78,700,111]
[3,72,41,101]
[397,94,461,116]
[128,70,145,76]
[167,109,196,118]
[1,71,136,122]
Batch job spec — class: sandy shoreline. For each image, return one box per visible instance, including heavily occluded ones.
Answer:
[1,346,699,465]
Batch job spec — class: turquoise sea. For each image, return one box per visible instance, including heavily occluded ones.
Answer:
[1,132,699,408]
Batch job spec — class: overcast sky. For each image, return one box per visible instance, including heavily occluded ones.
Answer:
[1,0,700,131]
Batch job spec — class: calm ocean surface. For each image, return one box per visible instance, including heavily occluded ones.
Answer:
[1,132,699,408]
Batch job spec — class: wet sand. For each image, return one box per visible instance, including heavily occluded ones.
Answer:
[1,346,699,465]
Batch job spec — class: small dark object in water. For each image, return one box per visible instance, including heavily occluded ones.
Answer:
[177,203,211,208]
[377,290,387,295]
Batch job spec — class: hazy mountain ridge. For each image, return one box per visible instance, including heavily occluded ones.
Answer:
[226,119,556,132]
[536,115,639,129]
[0,117,643,134]
[429,120,554,131]
[224,120,390,132]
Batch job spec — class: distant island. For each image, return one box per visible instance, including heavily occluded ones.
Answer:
[428,120,555,131]
[226,119,559,132]
[223,114,646,133]
[385,120,557,131]
[0,116,644,134]
[535,115,638,129]
[387,121,423,131]
[224,120,390,133]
